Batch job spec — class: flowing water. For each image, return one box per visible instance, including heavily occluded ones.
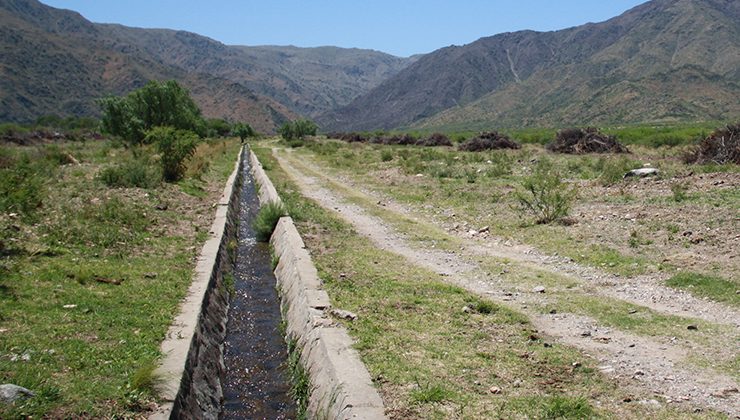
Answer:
[220,150,296,419]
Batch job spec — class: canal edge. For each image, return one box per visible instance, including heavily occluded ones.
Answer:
[149,146,244,420]
[250,150,388,419]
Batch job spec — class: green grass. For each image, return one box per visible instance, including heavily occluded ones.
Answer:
[253,201,288,242]
[666,272,739,307]
[251,144,708,419]
[0,137,241,418]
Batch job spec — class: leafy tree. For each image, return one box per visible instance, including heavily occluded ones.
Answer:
[206,118,232,137]
[100,80,203,149]
[147,126,199,182]
[279,119,317,141]
[233,122,256,143]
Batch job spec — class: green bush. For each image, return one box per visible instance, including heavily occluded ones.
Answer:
[148,127,199,182]
[253,201,288,242]
[97,159,161,189]
[380,149,394,162]
[0,153,47,219]
[515,159,578,224]
[279,119,318,141]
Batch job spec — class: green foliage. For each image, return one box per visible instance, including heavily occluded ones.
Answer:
[97,159,161,189]
[541,396,594,419]
[515,159,578,224]
[100,80,203,149]
[410,382,451,404]
[253,201,288,242]
[279,119,318,141]
[380,149,394,162]
[667,272,739,307]
[286,338,309,420]
[233,122,256,142]
[670,181,689,202]
[205,118,232,137]
[597,156,641,186]
[0,152,48,219]
[149,127,199,182]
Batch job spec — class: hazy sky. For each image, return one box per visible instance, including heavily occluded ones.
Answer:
[41,0,648,57]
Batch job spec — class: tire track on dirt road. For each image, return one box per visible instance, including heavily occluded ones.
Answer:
[273,148,740,416]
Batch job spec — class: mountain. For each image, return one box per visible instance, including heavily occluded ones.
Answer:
[320,0,740,131]
[0,0,413,132]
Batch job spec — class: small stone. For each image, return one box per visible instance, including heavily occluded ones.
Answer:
[462,306,472,314]
[580,331,591,337]
[634,370,645,376]
[543,343,552,348]
[63,304,77,309]
[489,386,502,395]
[571,362,582,368]
[143,272,158,279]
[533,286,546,293]
[330,309,358,321]
[478,226,490,234]
[549,309,557,314]
[155,203,168,211]
[0,384,35,403]
[687,325,698,331]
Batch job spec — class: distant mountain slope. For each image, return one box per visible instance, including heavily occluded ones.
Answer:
[320,0,740,131]
[0,0,413,131]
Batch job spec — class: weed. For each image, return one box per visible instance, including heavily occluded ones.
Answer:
[0,152,48,219]
[670,181,689,202]
[286,337,309,419]
[149,127,199,182]
[98,159,161,189]
[411,381,450,404]
[515,159,578,224]
[380,149,393,162]
[597,156,641,186]
[253,201,288,242]
[130,360,160,393]
[666,272,739,307]
[541,396,594,419]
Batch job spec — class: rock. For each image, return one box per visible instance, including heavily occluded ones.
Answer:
[533,286,546,293]
[331,309,358,321]
[478,226,490,234]
[62,304,77,309]
[489,386,502,395]
[634,370,645,376]
[143,272,158,279]
[155,203,168,211]
[624,168,659,178]
[0,384,35,403]
[462,306,472,314]
[687,325,698,331]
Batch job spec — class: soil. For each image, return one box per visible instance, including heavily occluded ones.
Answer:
[273,148,740,417]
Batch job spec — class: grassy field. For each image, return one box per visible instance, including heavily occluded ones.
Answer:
[0,136,240,418]
[252,143,726,419]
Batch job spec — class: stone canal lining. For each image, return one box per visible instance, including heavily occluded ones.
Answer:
[149,147,386,419]
[250,150,386,419]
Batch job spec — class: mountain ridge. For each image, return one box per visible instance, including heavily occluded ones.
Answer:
[0,0,414,132]
[320,0,740,131]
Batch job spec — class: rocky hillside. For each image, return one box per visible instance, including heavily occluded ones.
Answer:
[320,0,740,131]
[0,0,412,132]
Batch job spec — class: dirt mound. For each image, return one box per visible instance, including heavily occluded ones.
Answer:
[547,127,629,154]
[684,123,740,165]
[458,132,521,152]
[416,133,452,147]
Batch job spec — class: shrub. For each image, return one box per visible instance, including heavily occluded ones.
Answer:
[279,119,318,141]
[0,153,47,219]
[253,201,288,242]
[97,159,161,189]
[515,159,578,224]
[147,127,199,182]
[380,150,394,162]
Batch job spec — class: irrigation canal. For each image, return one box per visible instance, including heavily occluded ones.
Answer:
[220,150,297,419]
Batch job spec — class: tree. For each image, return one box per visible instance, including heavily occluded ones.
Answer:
[233,122,256,143]
[279,119,317,141]
[100,80,203,149]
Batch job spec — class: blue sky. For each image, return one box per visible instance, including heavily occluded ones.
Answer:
[41,1,648,57]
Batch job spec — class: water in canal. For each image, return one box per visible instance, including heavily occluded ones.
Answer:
[220,150,296,419]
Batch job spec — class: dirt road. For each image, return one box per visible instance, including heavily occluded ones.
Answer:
[273,148,740,416]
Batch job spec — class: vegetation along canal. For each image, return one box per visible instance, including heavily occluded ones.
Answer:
[220,150,296,419]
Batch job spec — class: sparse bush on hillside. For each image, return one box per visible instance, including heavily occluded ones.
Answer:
[515,158,578,224]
